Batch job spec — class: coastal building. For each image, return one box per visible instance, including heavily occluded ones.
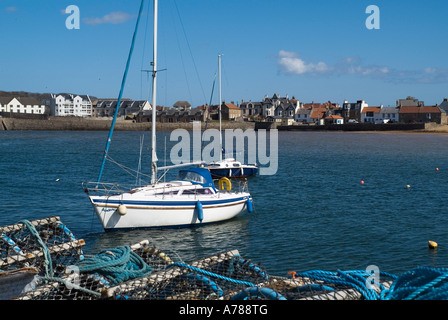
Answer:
[261,94,289,117]
[324,115,344,124]
[360,106,381,123]
[309,107,327,124]
[438,98,448,114]
[342,100,368,123]
[379,106,399,123]
[295,108,311,123]
[0,97,46,115]
[173,101,191,111]
[94,99,151,118]
[399,105,444,124]
[396,96,424,107]
[221,102,242,121]
[0,97,10,112]
[50,94,92,117]
[274,99,301,118]
[137,107,206,123]
[240,100,263,119]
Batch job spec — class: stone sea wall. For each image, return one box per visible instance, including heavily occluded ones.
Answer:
[0,117,255,131]
[2,117,447,133]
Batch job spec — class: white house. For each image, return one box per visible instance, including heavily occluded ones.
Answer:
[361,106,399,124]
[1,97,46,114]
[0,97,12,112]
[294,108,311,123]
[360,107,381,123]
[378,106,399,123]
[50,94,92,116]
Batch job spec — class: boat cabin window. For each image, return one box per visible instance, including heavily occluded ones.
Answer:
[178,171,207,184]
[155,190,179,196]
[232,163,240,167]
[181,188,213,195]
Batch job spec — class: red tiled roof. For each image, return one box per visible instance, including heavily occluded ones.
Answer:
[420,106,440,113]
[325,115,343,119]
[399,105,440,113]
[361,107,380,113]
[310,107,326,118]
[223,103,240,110]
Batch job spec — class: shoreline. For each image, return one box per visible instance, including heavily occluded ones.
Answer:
[2,117,448,135]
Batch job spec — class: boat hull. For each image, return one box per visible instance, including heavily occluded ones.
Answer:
[89,194,252,230]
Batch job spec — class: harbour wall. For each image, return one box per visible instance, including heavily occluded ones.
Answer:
[256,121,448,133]
[0,117,255,131]
[2,117,447,133]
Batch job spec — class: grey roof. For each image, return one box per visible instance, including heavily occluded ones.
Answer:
[0,97,12,105]
[173,101,191,107]
[379,107,399,114]
[296,108,311,114]
[17,97,43,106]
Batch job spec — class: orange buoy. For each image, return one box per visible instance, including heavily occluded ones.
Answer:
[436,168,439,171]
[428,241,438,249]
[360,180,364,185]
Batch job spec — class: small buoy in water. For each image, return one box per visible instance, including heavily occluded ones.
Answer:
[406,185,411,189]
[55,178,60,182]
[117,205,127,215]
[360,180,364,185]
[436,168,439,171]
[428,241,438,249]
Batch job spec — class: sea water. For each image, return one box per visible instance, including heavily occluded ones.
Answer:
[1,130,447,276]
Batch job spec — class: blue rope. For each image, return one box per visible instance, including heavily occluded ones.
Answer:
[76,246,152,286]
[182,273,224,297]
[382,267,448,300]
[296,269,398,300]
[167,262,256,287]
[20,220,53,277]
[230,287,287,300]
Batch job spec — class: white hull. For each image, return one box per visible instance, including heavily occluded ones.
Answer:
[87,180,251,230]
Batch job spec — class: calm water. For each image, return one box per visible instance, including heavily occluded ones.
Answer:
[1,130,448,276]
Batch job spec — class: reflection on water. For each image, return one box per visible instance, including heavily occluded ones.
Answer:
[83,215,251,263]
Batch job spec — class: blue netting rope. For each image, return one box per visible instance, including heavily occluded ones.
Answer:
[76,246,152,286]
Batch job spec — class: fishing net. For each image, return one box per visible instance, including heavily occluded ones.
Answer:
[1,216,447,300]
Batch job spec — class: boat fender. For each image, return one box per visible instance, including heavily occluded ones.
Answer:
[117,205,127,216]
[196,201,203,222]
[218,177,231,191]
[246,197,253,213]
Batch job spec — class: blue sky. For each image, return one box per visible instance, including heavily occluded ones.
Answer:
[1,0,448,107]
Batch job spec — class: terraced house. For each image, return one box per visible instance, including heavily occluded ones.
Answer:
[399,105,445,124]
[0,97,46,115]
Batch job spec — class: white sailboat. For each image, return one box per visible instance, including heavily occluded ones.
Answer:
[206,55,258,179]
[83,0,253,231]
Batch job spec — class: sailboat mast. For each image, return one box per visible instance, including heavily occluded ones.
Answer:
[151,0,158,184]
[218,54,222,161]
